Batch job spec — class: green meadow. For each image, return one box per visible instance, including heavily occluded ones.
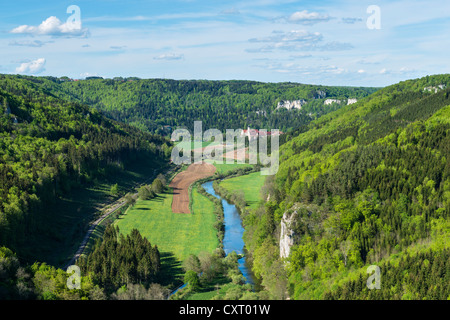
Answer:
[175,140,219,150]
[107,161,261,285]
[218,171,266,210]
[114,187,218,278]
[208,161,253,175]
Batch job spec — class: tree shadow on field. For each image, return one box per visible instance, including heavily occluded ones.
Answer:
[246,200,257,208]
[151,194,166,203]
[135,207,151,211]
[157,251,184,288]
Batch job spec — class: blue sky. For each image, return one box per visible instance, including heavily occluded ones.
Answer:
[1,0,449,87]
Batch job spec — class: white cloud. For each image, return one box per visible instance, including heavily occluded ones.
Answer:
[247,30,322,52]
[153,53,184,60]
[9,40,51,47]
[254,60,348,76]
[80,72,101,78]
[247,30,352,52]
[249,30,323,43]
[380,67,416,75]
[325,65,347,75]
[341,17,363,24]
[289,53,313,59]
[84,12,215,23]
[110,46,127,50]
[11,16,88,37]
[287,10,331,25]
[319,41,354,51]
[83,15,149,22]
[15,58,46,74]
[399,67,415,73]
[220,8,240,15]
[358,57,384,65]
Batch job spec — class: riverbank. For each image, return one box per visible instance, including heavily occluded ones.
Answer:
[169,166,266,299]
[202,181,255,286]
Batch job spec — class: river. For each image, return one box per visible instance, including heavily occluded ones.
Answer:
[201,181,255,286]
[170,180,256,297]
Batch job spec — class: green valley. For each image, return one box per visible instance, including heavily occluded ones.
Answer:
[1,73,449,301]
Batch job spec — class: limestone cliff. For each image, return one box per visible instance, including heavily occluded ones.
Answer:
[280,209,297,259]
[276,100,306,111]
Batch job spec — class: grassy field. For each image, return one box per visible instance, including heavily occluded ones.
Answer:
[211,162,253,175]
[103,161,261,288]
[218,171,266,210]
[19,159,166,268]
[114,187,218,281]
[202,158,253,176]
[175,140,219,150]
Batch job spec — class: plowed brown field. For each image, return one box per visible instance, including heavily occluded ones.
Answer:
[169,162,217,213]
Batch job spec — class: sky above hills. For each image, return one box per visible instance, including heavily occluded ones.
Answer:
[1,0,449,87]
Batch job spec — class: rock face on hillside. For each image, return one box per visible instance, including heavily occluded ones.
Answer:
[280,210,297,259]
[324,99,342,105]
[315,90,327,99]
[277,100,307,110]
[424,84,446,93]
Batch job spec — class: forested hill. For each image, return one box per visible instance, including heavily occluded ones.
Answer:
[246,74,450,299]
[0,74,171,263]
[22,76,378,134]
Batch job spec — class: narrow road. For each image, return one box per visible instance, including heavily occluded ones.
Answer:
[63,168,162,270]
[63,200,127,270]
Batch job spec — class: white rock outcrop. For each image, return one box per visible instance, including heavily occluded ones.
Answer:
[424,84,446,93]
[347,98,358,105]
[280,210,297,259]
[277,100,306,111]
[324,99,342,105]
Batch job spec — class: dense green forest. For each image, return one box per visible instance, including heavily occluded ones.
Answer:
[243,74,450,299]
[1,73,450,301]
[21,76,378,134]
[0,74,171,265]
[323,248,450,300]
[0,227,168,300]
[77,225,161,294]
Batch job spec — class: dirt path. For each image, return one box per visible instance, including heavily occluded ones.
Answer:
[169,162,216,214]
